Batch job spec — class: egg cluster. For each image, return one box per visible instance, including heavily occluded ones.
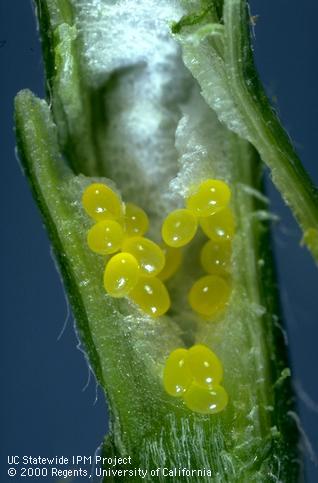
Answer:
[163,344,228,414]
[82,179,234,415]
[162,179,234,317]
[82,179,234,320]
[82,183,178,317]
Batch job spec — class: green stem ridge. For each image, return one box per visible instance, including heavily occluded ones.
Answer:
[224,0,318,252]
[175,0,318,263]
[13,0,307,481]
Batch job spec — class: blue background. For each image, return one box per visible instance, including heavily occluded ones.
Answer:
[1,1,317,481]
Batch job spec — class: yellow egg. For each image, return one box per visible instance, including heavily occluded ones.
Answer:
[158,246,183,281]
[183,382,229,414]
[124,202,149,237]
[186,179,231,218]
[161,209,198,248]
[129,276,170,317]
[200,207,235,241]
[82,183,123,221]
[103,253,140,298]
[187,345,223,388]
[122,237,165,277]
[87,220,124,255]
[189,275,231,317]
[200,239,231,275]
[163,348,192,397]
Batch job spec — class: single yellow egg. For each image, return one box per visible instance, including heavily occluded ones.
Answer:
[161,209,198,248]
[200,207,235,241]
[103,253,140,298]
[189,275,231,317]
[82,183,123,221]
[200,239,231,275]
[129,276,170,317]
[87,220,124,255]
[187,344,223,388]
[163,348,192,397]
[186,179,231,218]
[122,236,165,277]
[124,202,149,237]
[183,382,229,414]
[158,245,183,281]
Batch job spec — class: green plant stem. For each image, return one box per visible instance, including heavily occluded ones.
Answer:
[13,0,305,480]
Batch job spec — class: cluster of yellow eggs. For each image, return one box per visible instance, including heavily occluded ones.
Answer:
[162,179,234,317]
[163,344,228,414]
[82,183,180,317]
[82,179,234,415]
[82,179,234,319]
